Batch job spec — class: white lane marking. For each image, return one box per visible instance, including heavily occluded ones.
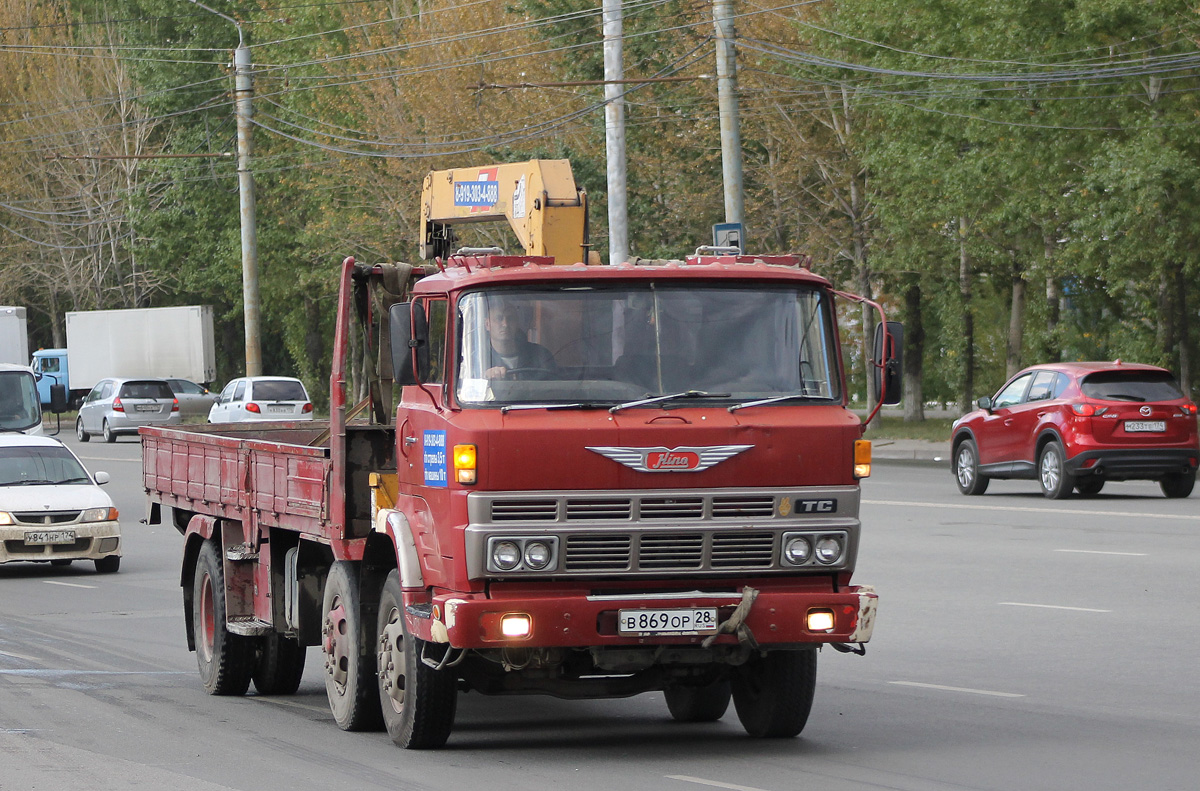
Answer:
[0,669,188,676]
[42,580,97,589]
[0,649,40,662]
[667,777,771,791]
[864,498,1199,521]
[1000,602,1111,613]
[888,681,1025,698]
[1054,549,1147,556]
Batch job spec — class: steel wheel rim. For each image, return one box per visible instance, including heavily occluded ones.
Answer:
[956,447,974,488]
[1041,449,1060,491]
[198,572,216,662]
[378,606,407,714]
[323,598,350,691]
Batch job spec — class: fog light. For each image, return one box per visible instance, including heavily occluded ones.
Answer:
[501,613,531,638]
[815,536,843,564]
[807,609,835,632]
[492,540,521,571]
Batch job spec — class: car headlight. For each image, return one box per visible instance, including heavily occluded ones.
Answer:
[80,507,118,523]
[523,541,552,570]
[492,540,521,571]
[783,536,812,565]
[814,535,843,564]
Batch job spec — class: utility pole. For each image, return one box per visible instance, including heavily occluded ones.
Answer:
[713,0,744,227]
[234,44,262,376]
[602,0,629,266]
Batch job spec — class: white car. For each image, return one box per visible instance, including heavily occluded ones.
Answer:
[0,434,121,573]
[207,376,314,423]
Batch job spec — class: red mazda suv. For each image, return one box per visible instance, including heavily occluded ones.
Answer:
[951,362,1199,499]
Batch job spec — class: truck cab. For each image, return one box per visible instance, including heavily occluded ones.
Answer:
[31,349,69,408]
[0,364,43,435]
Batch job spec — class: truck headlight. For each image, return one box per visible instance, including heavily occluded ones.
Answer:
[814,535,843,564]
[492,540,521,571]
[523,541,552,570]
[782,535,812,565]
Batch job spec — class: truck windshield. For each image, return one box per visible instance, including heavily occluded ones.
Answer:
[455,284,840,407]
[0,370,42,432]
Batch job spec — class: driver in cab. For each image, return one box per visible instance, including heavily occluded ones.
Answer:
[483,300,556,379]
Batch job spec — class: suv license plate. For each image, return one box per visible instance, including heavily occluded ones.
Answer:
[25,530,76,546]
[1125,420,1166,433]
[617,607,718,636]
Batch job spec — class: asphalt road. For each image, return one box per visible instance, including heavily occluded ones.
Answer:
[2,434,1198,791]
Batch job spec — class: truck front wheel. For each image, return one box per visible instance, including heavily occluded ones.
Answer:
[376,571,457,749]
[731,648,817,738]
[193,541,252,695]
[321,561,384,731]
[664,677,731,723]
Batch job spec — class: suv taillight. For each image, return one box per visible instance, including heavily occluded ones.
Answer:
[1182,403,1198,415]
[1071,403,1108,416]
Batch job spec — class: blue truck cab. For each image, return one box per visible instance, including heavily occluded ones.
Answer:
[31,349,69,407]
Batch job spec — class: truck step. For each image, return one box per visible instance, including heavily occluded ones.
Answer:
[226,617,273,636]
[225,545,259,561]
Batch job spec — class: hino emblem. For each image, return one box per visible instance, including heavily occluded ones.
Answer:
[586,444,753,472]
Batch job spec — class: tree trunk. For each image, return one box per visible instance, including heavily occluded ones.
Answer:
[1176,266,1191,396]
[958,217,974,411]
[902,277,924,421]
[1156,268,1176,371]
[1006,256,1026,378]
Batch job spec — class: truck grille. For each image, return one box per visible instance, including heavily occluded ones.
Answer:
[490,494,775,522]
[563,530,777,573]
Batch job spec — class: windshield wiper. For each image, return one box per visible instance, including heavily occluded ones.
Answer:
[500,402,610,413]
[8,479,55,486]
[609,390,729,414]
[728,394,811,412]
[57,477,92,484]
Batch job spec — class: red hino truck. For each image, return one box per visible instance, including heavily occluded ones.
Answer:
[142,235,900,751]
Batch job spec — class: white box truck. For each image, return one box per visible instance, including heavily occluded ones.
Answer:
[0,306,29,366]
[32,306,216,405]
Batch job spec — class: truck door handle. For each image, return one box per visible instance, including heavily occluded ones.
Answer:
[404,435,417,445]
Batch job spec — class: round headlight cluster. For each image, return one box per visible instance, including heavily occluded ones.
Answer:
[489,537,557,573]
[781,532,847,567]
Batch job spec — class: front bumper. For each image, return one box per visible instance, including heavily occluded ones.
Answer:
[1067,448,1198,479]
[0,521,121,564]
[417,582,877,650]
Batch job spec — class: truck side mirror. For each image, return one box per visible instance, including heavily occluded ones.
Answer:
[49,384,68,414]
[389,302,429,385]
[871,321,904,406]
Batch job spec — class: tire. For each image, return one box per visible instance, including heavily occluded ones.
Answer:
[1160,470,1195,499]
[1075,478,1105,496]
[76,418,90,442]
[94,555,120,573]
[193,541,252,695]
[953,439,989,495]
[376,571,458,749]
[322,561,384,731]
[1038,441,1075,500]
[102,419,116,443]
[252,634,307,695]
[664,677,732,723]
[732,649,817,738]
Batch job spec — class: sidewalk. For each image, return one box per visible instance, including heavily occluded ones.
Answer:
[870,438,950,463]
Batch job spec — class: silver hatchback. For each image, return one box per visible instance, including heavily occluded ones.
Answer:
[77,378,181,443]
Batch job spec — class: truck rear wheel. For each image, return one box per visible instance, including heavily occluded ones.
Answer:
[376,571,458,749]
[252,634,306,695]
[193,541,252,695]
[321,561,384,731]
[664,677,731,723]
[731,648,817,738]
